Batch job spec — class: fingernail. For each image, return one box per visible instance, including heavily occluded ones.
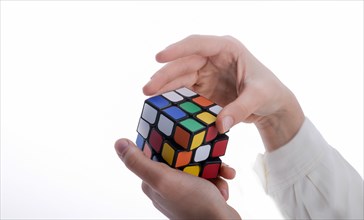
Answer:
[222,116,233,133]
[115,139,129,159]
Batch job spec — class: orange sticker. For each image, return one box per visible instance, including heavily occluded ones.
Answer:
[174,126,190,149]
[175,151,192,167]
[192,96,214,107]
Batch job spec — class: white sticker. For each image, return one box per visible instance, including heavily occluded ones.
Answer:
[141,103,158,124]
[209,105,222,115]
[194,144,211,162]
[162,91,183,102]
[158,114,174,136]
[137,118,150,139]
[176,87,196,97]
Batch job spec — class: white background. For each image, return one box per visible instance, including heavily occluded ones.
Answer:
[1,1,363,219]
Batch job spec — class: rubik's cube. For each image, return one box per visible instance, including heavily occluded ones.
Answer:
[136,87,229,179]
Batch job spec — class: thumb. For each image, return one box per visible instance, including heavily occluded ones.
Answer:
[114,138,164,186]
[216,90,259,133]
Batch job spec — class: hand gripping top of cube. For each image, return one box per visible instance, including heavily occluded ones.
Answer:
[136,87,229,179]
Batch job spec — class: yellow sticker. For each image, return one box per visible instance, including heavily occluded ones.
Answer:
[190,131,205,150]
[197,112,216,125]
[183,165,200,176]
[161,143,174,166]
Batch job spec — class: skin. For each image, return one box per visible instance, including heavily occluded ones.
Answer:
[115,35,305,219]
[115,139,240,219]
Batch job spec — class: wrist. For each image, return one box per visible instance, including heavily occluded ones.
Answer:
[255,93,305,152]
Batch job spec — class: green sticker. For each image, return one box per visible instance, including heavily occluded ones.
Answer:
[179,102,201,114]
[180,119,204,132]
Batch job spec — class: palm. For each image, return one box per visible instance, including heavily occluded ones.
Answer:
[190,55,240,107]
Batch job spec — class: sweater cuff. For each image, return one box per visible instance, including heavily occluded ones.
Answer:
[254,117,328,195]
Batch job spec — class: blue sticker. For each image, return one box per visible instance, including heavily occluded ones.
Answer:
[147,96,170,109]
[136,134,145,150]
[163,106,187,120]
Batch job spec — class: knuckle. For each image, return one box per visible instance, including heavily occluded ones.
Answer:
[222,35,244,51]
[222,35,238,44]
[187,34,200,40]
[222,35,234,40]
[251,81,271,100]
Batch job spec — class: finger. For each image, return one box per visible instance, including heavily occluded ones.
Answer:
[143,55,206,96]
[151,73,198,96]
[156,35,232,63]
[219,163,236,180]
[115,138,166,189]
[216,87,261,133]
[210,177,229,201]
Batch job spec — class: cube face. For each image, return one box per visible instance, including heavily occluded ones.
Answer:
[136,87,229,179]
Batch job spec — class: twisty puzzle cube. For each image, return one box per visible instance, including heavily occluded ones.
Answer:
[136,87,229,179]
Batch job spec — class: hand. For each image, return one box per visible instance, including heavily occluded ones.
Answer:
[143,35,305,151]
[115,138,241,219]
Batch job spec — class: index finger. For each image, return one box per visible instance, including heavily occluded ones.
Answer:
[143,55,205,96]
[156,35,229,63]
